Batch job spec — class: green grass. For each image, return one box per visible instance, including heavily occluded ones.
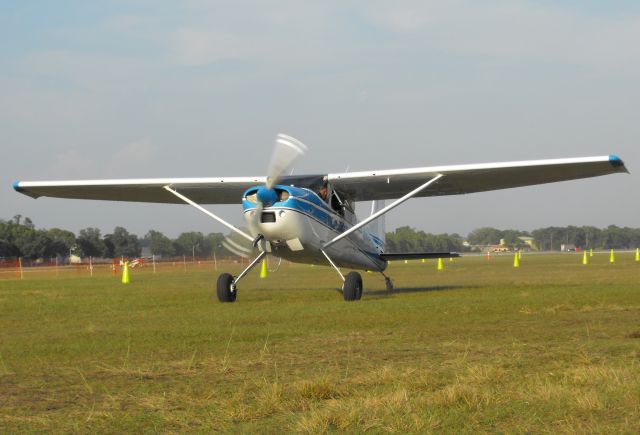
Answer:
[1,254,639,433]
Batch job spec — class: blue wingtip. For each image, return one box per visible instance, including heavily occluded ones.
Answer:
[609,154,629,173]
[12,181,21,192]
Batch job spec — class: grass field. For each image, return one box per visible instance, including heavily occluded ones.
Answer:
[1,253,639,433]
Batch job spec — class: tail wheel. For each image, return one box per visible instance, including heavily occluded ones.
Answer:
[216,273,237,303]
[343,271,363,301]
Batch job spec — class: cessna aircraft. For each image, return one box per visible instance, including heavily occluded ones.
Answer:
[13,134,628,302]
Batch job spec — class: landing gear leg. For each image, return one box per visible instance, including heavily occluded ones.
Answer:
[216,251,266,303]
[320,249,364,301]
[381,272,394,292]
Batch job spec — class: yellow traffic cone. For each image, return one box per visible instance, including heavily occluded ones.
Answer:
[635,248,639,262]
[513,253,520,268]
[437,258,443,271]
[260,258,267,278]
[122,261,130,284]
[589,248,593,257]
[582,250,588,265]
[518,251,522,260]
[609,249,615,264]
[404,260,408,264]
[449,257,453,262]
[421,258,425,263]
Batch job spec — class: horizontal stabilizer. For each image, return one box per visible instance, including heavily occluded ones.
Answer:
[380,252,460,261]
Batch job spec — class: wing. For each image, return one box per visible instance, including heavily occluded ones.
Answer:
[329,155,628,201]
[13,177,267,204]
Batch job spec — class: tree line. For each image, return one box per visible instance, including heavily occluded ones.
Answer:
[2,216,639,260]
[466,225,640,250]
[0,215,225,260]
[380,225,640,253]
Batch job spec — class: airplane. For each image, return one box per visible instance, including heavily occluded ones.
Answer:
[13,134,628,302]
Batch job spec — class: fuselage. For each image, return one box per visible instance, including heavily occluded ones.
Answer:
[242,185,386,271]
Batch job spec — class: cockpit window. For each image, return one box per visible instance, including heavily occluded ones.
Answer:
[331,191,345,216]
[277,190,290,202]
[245,189,289,203]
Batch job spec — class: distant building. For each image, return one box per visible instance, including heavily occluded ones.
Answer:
[561,243,576,252]
[518,236,537,250]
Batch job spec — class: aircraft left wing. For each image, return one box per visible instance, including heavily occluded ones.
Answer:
[12,177,267,204]
[329,155,628,201]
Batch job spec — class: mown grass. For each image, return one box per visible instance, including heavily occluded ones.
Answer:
[1,253,639,433]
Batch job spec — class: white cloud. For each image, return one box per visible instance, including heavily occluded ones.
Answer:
[106,138,156,176]
[45,150,98,179]
[171,29,249,66]
[42,139,157,179]
[361,1,640,71]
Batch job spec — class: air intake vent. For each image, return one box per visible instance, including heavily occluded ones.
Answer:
[261,212,276,223]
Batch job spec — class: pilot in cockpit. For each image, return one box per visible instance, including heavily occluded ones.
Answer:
[319,185,328,201]
[318,183,344,216]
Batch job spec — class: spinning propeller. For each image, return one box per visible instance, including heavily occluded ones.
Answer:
[257,133,308,205]
[222,134,309,257]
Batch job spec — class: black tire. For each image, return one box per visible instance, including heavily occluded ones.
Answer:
[343,272,363,301]
[216,273,237,303]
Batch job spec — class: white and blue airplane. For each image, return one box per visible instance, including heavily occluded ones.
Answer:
[13,134,628,302]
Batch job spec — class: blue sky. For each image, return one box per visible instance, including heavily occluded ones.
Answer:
[2,1,638,238]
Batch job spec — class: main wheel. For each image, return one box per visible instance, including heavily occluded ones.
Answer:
[216,273,237,303]
[343,272,363,301]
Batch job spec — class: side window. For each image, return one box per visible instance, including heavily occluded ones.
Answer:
[331,192,344,216]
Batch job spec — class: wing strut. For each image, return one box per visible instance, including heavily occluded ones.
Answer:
[322,174,444,249]
[320,249,345,282]
[163,185,253,242]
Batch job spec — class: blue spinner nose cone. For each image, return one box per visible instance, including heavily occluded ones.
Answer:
[256,186,278,206]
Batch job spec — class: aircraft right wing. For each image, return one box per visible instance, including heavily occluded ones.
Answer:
[328,155,628,201]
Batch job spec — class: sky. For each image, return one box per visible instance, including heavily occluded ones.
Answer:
[1,1,638,238]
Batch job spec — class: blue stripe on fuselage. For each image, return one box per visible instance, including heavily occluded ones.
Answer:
[243,185,347,233]
[244,196,347,233]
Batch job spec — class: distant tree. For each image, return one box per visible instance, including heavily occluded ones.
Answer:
[385,226,464,253]
[582,226,603,249]
[206,232,225,257]
[46,228,77,257]
[103,236,115,258]
[531,226,567,251]
[9,220,40,258]
[0,220,19,257]
[0,239,15,257]
[104,227,141,258]
[599,225,639,249]
[467,227,502,246]
[500,229,530,248]
[386,226,417,252]
[145,230,175,258]
[174,232,211,258]
[76,228,107,258]
[20,230,52,260]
